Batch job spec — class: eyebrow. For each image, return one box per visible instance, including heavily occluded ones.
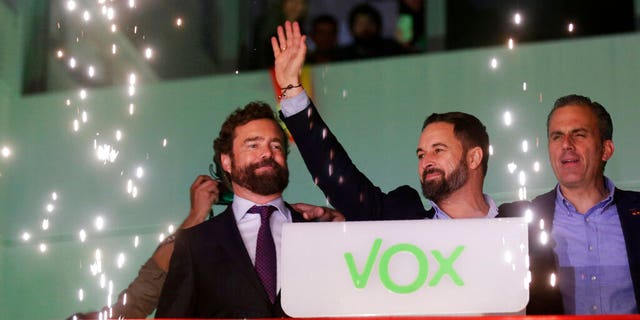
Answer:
[549,128,588,136]
[416,143,447,154]
[243,136,264,144]
[243,136,283,144]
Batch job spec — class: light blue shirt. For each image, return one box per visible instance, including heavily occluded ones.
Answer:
[232,195,292,290]
[552,177,637,314]
[280,91,311,117]
[430,194,499,219]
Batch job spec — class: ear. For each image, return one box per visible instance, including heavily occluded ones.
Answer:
[602,139,614,162]
[466,146,483,171]
[221,153,232,174]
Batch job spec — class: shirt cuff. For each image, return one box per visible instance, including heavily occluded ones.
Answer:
[280,91,310,117]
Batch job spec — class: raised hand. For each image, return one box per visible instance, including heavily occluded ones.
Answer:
[271,21,307,98]
[291,202,346,222]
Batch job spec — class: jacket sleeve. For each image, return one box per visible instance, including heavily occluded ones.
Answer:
[155,231,195,318]
[281,100,426,221]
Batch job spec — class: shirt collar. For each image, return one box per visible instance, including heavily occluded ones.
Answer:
[554,176,616,215]
[232,195,291,222]
[430,194,499,220]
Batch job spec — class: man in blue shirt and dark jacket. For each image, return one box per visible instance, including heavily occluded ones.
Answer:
[501,94,640,314]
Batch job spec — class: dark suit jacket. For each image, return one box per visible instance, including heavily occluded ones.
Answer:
[499,188,640,314]
[281,100,432,221]
[155,204,306,318]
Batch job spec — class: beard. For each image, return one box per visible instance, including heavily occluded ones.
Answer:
[230,157,289,196]
[421,158,469,202]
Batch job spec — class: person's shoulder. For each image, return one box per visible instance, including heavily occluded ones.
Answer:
[497,200,530,218]
[615,187,640,202]
[179,207,233,237]
[388,185,432,219]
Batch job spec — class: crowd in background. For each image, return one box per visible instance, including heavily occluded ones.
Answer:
[249,0,426,69]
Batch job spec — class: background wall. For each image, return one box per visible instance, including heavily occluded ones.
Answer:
[1,2,640,319]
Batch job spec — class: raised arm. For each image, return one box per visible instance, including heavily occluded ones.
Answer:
[271,22,428,222]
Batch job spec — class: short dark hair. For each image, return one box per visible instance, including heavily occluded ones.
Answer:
[213,101,289,189]
[547,94,613,142]
[312,14,338,35]
[348,3,382,32]
[422,112,490,176]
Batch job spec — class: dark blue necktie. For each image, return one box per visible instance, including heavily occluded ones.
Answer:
[248,205,277,303]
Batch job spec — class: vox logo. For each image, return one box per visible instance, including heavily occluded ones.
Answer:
[344,238,465,294]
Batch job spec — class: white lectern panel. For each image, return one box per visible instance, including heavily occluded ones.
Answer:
[281,217,528,317]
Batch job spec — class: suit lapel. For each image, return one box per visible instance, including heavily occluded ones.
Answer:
[613,189,640,306]
[213,206,272,303]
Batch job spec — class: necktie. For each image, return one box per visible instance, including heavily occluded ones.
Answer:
[248,205,277,303]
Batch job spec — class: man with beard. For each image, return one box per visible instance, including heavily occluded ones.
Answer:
[155,101,343,318]
[269,21,498,222]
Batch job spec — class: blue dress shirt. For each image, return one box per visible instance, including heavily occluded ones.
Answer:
[552,177,637,314]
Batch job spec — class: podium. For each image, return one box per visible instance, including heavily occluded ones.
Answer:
[281,218,529,317]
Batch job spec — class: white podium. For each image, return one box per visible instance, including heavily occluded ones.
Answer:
[281,218,529,317]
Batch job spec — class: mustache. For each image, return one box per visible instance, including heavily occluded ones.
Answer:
[422,167,445,180]
[249,158,283,171]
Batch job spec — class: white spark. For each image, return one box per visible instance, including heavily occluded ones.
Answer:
[533,161,541,172]
[503,111,512,126]
[144,47,153,59]
[128,73,137,85]
[79,229,87,242]
[1,146,11,158]
[514,13,522,25]
[96,144,119,163]
[117,253,125,268]
[519,171,527,186]
[136,167,144,179]
[66,0,77,11]
[95,216,104,231]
